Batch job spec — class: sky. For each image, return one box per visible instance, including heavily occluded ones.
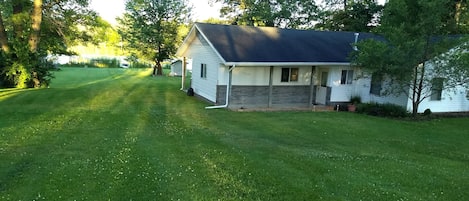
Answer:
[90,0,222,25]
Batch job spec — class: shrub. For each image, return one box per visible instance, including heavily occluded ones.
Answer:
[423,108,432,116]
[356,102,410,118]
[350,96,362,104]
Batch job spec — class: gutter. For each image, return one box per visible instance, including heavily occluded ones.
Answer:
[205,65,236,109]
[223,62,350,67]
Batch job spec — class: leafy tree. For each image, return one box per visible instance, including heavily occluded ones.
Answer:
[316,0,384,32]
[214,0,319,29]
[202,17,231,25]
[118,0,191,76]
[70,17,123,56]
[352,0,469,116]
[0,0,98,88]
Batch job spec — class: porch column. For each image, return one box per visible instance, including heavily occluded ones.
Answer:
[268,66,274,108]
[309,66,316,108]
[181,57,187,90]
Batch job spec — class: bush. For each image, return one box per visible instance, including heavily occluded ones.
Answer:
[423,108,432,116]
[356,102,410,118]
[62,57,121,68]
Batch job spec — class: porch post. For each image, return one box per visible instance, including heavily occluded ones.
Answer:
[181,57,187,90]
[309,66,315,108]
[268,66,274,108]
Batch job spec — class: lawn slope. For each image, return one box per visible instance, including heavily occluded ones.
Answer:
[0,67,468,200]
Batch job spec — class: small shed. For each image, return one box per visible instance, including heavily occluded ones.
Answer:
[170,60,183,76]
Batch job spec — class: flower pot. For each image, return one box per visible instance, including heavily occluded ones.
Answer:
[348,104,356,112]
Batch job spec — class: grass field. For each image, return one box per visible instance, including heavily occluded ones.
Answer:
[1,67,468,200]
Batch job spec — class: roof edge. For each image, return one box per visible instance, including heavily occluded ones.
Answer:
[223,62,351,67]
[176,23,227,64]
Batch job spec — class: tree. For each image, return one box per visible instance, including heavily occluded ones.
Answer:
[70,17,123,56]
[0,0,98,88]
[352,0,469,116]
[118,0,191,76]
[315,0,384,32]
[214,0,319,29]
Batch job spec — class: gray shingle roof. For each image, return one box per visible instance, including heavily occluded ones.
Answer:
[195,23,382,63]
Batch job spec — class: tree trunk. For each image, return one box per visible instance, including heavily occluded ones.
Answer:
[152,65,157,76]
[29,0,43,53]
[153,60,163,76]
[412,101,419,116]
[156,62,163,76]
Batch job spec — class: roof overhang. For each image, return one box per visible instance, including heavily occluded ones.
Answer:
[175,25,197,57]
[222,62,351,67]
[176,24,227,63]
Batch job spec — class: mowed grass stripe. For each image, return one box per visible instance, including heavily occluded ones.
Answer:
[0,67,468,200]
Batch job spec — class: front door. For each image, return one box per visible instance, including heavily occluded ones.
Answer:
[316,71,329,105]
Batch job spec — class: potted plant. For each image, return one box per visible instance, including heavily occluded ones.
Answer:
[348,95,361,112]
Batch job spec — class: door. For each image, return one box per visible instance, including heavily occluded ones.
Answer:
[316,71,328,105]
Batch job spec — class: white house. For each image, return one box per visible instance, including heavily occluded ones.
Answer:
[176,23,469,113]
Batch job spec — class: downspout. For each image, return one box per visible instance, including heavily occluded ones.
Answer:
[205,65,235,109]
[353,33,359,51]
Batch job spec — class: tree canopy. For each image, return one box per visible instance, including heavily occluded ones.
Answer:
[214,0,319,29]
[0,0,98,88]
[316,0,384,32]
[118,0,191,76]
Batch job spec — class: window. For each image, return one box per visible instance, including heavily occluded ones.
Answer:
[200,63,207,78]
[281,68,299,82]
[370,73,382,96]
[341,70,354,85]
[431,78,444,101]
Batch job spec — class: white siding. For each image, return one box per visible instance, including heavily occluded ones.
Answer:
[328,67,354,102]
[185,33,223,102]
[220,66,313,86]
[353,70,469,113]
[412,60,469,113]
[316,66,362,103]
[357,75,409,107]
[170,61,182,76]
[410,86,469,113]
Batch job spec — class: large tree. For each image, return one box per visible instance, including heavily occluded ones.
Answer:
[352,0,469,116]
[214,0,319,29]
[315,0,384,32]
[119,0,191,76]
[0,0,97,88]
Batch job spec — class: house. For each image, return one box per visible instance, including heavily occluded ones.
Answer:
[176,23,469,112]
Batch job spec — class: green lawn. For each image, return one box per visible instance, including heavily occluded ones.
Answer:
[1,67,468,200]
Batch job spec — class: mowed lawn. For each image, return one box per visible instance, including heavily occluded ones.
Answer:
[0,67,468,200]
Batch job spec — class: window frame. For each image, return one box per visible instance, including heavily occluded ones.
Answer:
[200,63,207,79]
[340,70,354,85]
[430,78,444,101]
[370,73,382,96]
[281,67,299,82]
